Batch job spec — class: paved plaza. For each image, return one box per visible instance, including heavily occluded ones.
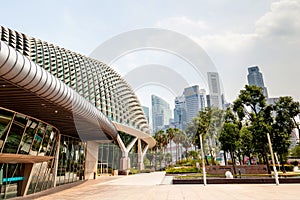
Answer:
[17,172,300,200]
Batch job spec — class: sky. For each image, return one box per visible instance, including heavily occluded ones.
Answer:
[1,0,300,111]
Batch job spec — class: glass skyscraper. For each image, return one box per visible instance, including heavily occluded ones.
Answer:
[142,106,150,124]
[151,95,172,132]
[183,85,206,125]
[247,66,268,97]
[173,96,187,130]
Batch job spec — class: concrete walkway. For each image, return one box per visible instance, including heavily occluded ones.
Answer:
[18,172,300,200]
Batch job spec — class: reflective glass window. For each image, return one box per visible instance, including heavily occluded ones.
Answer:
[57,135,85,186]
[3,113,27,154]
[19,119,38,155]
[0,163,24,199]
[30,122,46,155]
[39,126,52,156]
[0,109,14,152]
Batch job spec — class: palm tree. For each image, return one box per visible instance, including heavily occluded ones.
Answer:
[173,130,186,162]
[166,128,177,163]
[182,137,192,159]
[153,130,168,169]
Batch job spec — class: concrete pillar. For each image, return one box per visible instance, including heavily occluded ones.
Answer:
[137,139,149,171]
[85,141,98,180]
[120,152,130,171]
[18,163,34,196]
[53,133,61,187]
[116,135,137,172]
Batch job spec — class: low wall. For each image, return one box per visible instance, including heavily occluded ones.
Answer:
[173,178,300,184]
[206,165,268,174]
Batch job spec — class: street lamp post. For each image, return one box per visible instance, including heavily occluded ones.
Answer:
[200,133,207,186]
[267,133,279,186]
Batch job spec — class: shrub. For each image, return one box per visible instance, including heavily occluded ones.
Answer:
[270,164,294,172]
[129,168,139,175]
[292,160,299,166]
[140,169,151,173]
[166,167,201,174]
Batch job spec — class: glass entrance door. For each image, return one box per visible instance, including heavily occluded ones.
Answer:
[0,163,24,199]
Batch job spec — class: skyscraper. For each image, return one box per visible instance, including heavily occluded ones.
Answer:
[247,66,268,97]
[174,96,187,130]
[151,95,172,132]
[207,72,223,109]
[183,85,206,124]
[142,106,150,124]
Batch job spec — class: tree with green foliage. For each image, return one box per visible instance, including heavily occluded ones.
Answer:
[219,108,240,174]
[206,107,224,165]
[291,144,300,157]
[188,150,199,159]
[186,108,211,165]
[182,137,192,159]
[238,125,254,165]
[233,85,273,174]
[153,130,168,153]
[271,96,300,170]
[186,107,224,165]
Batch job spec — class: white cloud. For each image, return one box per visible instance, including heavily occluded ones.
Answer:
[153,0,300,103]
[255,0,300,41]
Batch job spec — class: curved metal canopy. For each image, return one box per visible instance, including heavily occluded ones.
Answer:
[0,40,118,141]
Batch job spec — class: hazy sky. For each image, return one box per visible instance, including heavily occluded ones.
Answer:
[1,0,300,110]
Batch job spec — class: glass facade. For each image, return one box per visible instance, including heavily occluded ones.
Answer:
[0,107,61,198]
[98,143,121,174]
[0,106,87,199]
[0,107,59,156]
[0,163,24,199]
[56,135,86,186]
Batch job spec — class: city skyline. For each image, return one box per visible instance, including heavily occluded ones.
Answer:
[1,0,300,110]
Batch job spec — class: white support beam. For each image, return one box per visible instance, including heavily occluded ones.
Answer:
[117,134,138,171]
[117,134,127,152]
[137,139,149,170]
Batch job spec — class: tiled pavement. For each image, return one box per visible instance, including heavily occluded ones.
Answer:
[14,172,300,200]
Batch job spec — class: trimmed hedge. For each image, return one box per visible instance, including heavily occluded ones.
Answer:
[166,167,200,174]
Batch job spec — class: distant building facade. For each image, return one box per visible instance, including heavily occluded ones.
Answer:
[207,72,223,109]
[142,106,150,124]
[183,85,206,124]
[151,95,172,132]
[173,96,187,130]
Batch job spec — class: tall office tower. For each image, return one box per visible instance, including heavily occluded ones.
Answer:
[174,96,187,130]
[183,85,206,124]
[151,95,172,132]
[199,89,207,111]
[142,106,150,124]
[247,66,268,98]
[207,72,223,109]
